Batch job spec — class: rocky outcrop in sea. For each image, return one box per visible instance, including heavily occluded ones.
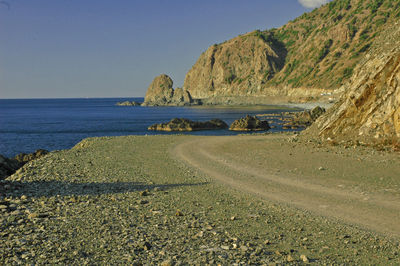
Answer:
[142,74,194,106]
[148,118,228,131]
[229,115,270,131]
[116,101,141,106]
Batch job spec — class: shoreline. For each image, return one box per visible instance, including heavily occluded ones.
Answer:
[1,134,399,264]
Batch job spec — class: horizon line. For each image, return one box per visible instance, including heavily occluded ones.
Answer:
[0,96,145,100]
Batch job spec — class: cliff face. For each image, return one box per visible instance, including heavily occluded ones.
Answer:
[183,0,400,101]
[305,20,400,143]
[183,31,286,99]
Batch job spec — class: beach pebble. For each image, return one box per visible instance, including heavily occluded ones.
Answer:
[300,254,309,262]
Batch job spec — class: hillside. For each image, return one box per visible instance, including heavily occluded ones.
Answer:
[305,17,400,145]
[183,0,400,102]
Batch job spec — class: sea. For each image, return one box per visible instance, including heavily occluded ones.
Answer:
[0,98,302,157]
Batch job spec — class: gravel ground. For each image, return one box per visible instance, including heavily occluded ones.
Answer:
[1,135,399,265]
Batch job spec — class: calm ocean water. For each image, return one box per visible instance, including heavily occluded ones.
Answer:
[0,98,301,157]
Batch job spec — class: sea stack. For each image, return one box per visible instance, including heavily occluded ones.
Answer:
[142,74,193,106]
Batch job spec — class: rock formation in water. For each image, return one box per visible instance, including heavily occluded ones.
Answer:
[148,118,228,131]
[116,101,141,106]
[229,115,270,131]
[142,74,193,106]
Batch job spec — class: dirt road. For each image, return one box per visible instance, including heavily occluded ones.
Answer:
[173,135,400,238]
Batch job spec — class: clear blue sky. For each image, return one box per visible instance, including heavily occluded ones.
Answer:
[0,0,326,99]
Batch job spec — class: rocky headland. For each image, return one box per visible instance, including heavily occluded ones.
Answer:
[139,0,400,148]
[148,118,228,132]
[142,1,400,108]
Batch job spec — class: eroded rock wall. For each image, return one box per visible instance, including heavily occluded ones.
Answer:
[306,22,400,143]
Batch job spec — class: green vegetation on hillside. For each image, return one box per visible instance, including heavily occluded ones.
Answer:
[256,0,400,89]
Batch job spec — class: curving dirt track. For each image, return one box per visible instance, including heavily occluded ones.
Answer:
[172,135,400,238]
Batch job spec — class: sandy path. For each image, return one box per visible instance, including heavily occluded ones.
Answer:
[172,135,400,238]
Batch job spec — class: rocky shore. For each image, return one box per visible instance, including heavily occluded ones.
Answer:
[1,150,49,180]
[1,135,399,264]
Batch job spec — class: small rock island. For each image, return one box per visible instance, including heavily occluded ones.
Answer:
[148,118,228,131]
[229,115,270,131]
[116,101,141,106]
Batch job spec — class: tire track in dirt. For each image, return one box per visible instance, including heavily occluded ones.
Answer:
[172,135,400,238]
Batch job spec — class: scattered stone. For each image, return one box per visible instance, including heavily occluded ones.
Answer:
[300,254,309,262]
[14,149,49,164]
[143,242,152,250]
[140,190,149,197]
[27,212,38,219]
[160,259,173,266]
[240,246,249,252]
[221,245,230,250]
[287,254,295,262]
[175,210,184,216]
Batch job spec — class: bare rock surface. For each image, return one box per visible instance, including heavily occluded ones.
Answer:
[306,21,400,146]
[143,74,174,106]
[142,74,193,106]
[184,31,285,99]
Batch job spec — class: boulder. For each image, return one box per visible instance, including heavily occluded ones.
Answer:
[116,101,141,106]
[292,106,326,126]
[229,115,270,131]
[148,118,228,131]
